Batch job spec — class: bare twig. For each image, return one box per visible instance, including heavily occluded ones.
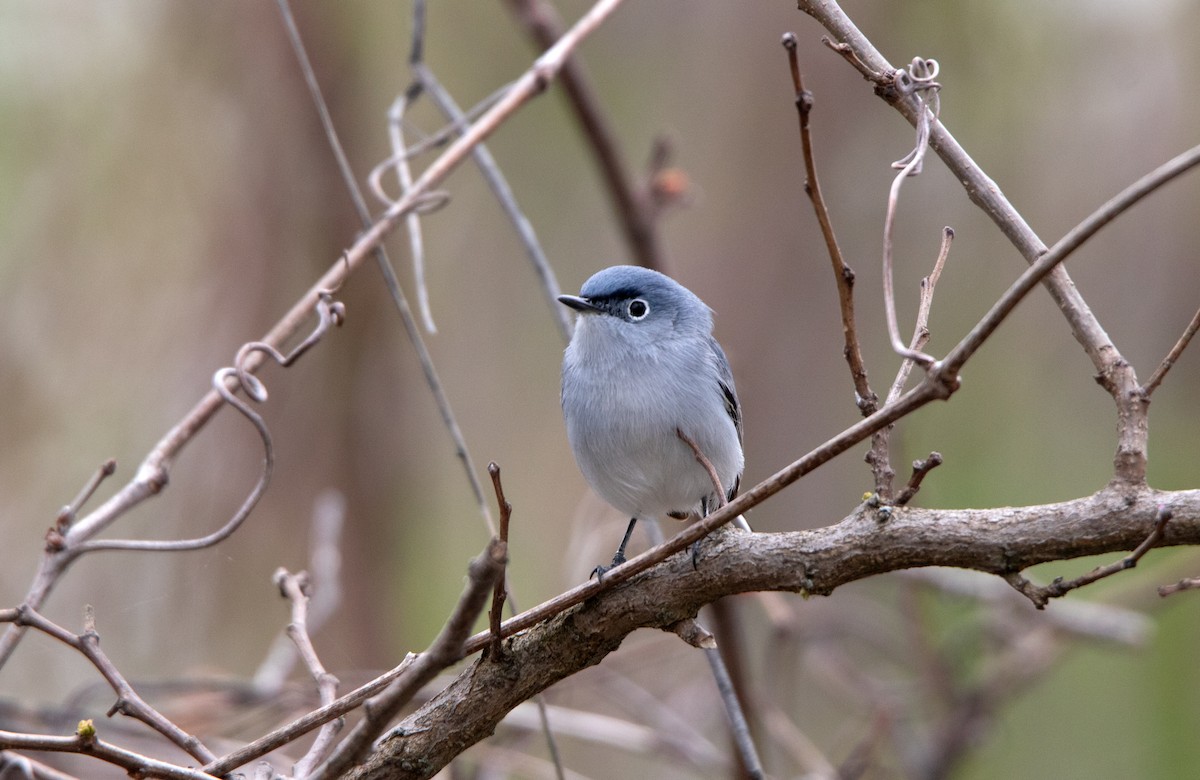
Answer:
[273,569,343,778]
[3,607,215,765]
[386,90,437,334]
[254,490,346,695]
[0,727,219,780]
[1004,506,1173,608]
[887,226,953,405]
[52,459,116,536]
[703,646,765,780]
[676,428,726,508]
[1144,306,1200,396]
[487,463,513,659]
[782,32,874,417]
[1158,576,1200,597]
[894,452,943,507]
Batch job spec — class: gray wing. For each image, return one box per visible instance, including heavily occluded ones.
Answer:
[709,336,742,446]
[710,336,743,501]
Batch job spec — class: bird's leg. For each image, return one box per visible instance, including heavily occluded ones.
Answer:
[592,517,638,580]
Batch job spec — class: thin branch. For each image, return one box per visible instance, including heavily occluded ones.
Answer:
[254,491,346,695]
[3,607,215,765]
[386,90,437,334]
[487,463,513,659]
[887,226,953,405]
[782,32,874,417]
[1004,506,1172,609]
[52,459,116,536]
[676,428,726,507]
[274,569,343,778]
[1144,305,1200,396]
[0,727,219,780]
[1158,577,1200,597]
[703,647,764,780]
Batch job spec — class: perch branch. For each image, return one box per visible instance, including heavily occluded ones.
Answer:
[345,486,1199,779]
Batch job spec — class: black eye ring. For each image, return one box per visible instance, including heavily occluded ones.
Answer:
[627,298,649,320]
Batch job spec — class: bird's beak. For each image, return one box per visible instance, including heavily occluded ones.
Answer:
[557,294,600,313]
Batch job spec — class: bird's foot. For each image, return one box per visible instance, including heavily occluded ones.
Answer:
[590,551,627,581]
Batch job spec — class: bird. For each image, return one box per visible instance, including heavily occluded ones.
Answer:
[557,265,749,577]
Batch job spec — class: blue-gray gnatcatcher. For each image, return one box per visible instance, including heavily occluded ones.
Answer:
[558,265,749,576]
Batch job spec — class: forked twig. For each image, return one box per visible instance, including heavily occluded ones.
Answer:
[2,607,216,765]
[275,569,343,778]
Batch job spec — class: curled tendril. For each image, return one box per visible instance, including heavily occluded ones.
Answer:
[73,280,347,555]
[881,57,944,370]
[890,58,941,175]
[235,285,346,403]
[72,367,273,554]
[366,153,453,214]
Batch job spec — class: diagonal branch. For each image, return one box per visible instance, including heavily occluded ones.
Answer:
[0,0,630,675]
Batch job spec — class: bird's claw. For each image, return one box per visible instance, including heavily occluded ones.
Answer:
[590,552,627,581]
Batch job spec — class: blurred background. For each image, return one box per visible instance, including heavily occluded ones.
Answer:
[1,1,1198,777]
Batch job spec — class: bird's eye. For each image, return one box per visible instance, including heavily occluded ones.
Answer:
[627,298,649,320]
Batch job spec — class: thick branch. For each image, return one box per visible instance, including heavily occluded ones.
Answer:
[346,485,1197,779]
